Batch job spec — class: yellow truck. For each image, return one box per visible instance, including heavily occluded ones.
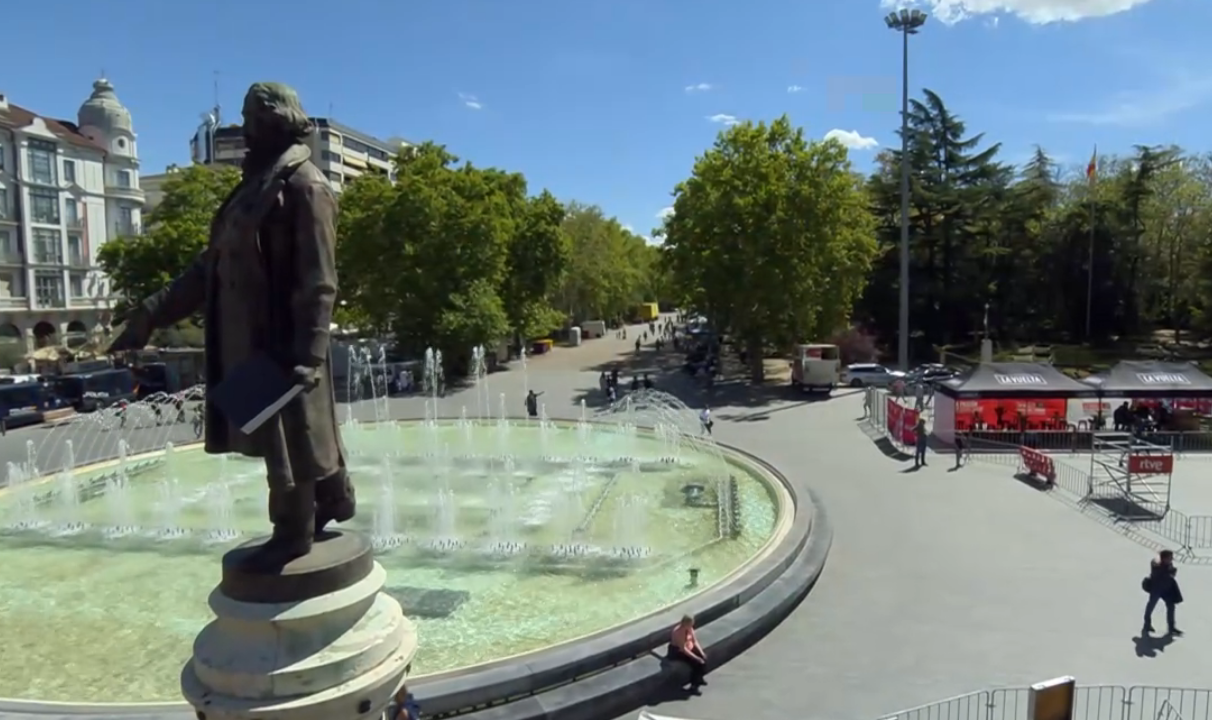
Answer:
[637,303,660,322]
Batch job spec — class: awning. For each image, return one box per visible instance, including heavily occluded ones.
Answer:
[1083,360,1212,397]
[936,362,1095,399]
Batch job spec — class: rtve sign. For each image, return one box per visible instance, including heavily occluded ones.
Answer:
[1127,454,1174,475]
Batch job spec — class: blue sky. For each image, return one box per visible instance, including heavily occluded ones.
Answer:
[4,0,1207,240]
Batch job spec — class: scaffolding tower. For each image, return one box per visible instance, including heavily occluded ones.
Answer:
[1088,432,1174,518]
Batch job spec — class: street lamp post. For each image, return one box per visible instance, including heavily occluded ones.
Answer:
[885,8,927,371]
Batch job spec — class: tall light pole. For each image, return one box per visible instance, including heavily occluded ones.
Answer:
[885,8,926,371]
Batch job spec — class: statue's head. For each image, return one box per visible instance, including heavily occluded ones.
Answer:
[241,82,312,148]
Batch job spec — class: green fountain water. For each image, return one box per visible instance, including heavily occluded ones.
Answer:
[0,402,780,704]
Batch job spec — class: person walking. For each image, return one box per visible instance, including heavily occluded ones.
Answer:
[913,416,929,468]
[1142,550,1183,636]
[699,406,713,435]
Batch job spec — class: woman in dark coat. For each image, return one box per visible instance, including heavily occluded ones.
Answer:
[1143,549,1183,635]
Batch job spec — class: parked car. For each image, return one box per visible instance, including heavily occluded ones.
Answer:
[907,363,958,385]
[842,363,904,387]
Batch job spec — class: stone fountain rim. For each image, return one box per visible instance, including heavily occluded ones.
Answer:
[0,418,805,717]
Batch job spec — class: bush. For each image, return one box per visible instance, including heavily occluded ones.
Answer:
[829,327,878,365]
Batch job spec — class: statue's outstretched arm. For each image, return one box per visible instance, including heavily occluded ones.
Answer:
[141,249,209,328]
[290,179,338,367]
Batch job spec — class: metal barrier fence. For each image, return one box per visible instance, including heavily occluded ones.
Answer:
[879,685,1212,720]
[958,433,1212,553]
[859,391,1212,554]
[957,429,1212,455]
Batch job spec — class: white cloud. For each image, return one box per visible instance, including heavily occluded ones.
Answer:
[787,85,804,93]
[707,113,739,125]
[623,223,659,245]
[824,129,879,150]
[458,92,482,110]
[879,0,1155,24]
[1048,72,1212,126]
[685,83,713,93]
[656,207,675,220]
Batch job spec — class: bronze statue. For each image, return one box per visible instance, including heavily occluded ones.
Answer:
[110,82,354,567]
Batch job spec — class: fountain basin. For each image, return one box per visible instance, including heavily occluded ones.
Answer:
[0,418,791,710]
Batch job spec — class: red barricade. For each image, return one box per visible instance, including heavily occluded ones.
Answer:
[1018,446,1056,485]
[885,398,920,445]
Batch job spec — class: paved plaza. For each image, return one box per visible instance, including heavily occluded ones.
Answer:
[3,325,1212,720]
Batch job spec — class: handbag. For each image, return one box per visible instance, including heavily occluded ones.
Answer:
[1141,576,1153,594]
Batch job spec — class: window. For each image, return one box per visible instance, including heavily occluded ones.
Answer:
[0,188,7,219]
[28,139,57,184]
[116,138,126,149]
[116,170,132,188]
[68,234,84,265]
[0,229,13,259]
[65,198,79,226]
[29,188,60,224]
[116,206,136,236]
[63,160,76,183]
[321,151,342,164]
[345,139,368,154]
[70,273,85,298]
[0,142,5,170]
[32,228,62,264]
[34,271,64,308]
[0,271,19,298]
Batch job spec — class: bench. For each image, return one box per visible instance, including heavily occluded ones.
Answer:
[1018,446,1056,486]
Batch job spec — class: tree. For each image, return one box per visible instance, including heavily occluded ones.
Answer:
[98,164,240,312]
[852,87,1212,357]
[556,203,659,323]
[661,115,879,381]
[500,189,570,340]
[337,143,569,370]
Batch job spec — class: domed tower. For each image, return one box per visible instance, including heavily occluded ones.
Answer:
[76,77,143,235]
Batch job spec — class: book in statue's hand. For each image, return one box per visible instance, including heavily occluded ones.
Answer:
[210,353,304,434]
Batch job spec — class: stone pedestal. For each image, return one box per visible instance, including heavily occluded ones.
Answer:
[182,531,417,720]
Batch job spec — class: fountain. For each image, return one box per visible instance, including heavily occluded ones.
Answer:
[0,385,782,705]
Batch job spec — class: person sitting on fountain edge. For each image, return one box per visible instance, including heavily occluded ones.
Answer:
[525,389,543,419]
[668,614,707,691]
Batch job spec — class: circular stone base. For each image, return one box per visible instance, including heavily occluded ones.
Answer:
[220,531,375,604]
[184,531,417,720]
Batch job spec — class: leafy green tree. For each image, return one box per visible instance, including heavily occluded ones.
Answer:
[98,164,240,312]
[500,190,570,340]
[855,87,1212,356]
[338,143,568,369]
[662,115,878,380]
[556,203,657,323]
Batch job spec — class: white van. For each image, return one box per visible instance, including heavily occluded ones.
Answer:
[790,344,840,393]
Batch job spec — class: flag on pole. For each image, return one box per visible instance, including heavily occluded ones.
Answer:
[1086,146,1097,185]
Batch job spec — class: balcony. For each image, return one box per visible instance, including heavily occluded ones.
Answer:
[113,222,141,237]
[105,183,145,201]
[0,251,24,265]
[0,296,28,310]
[68,253,89,269]
[66,218,85,230]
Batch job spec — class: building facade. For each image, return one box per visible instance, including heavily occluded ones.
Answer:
[189,115,405,192]
[0,78,143,352]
